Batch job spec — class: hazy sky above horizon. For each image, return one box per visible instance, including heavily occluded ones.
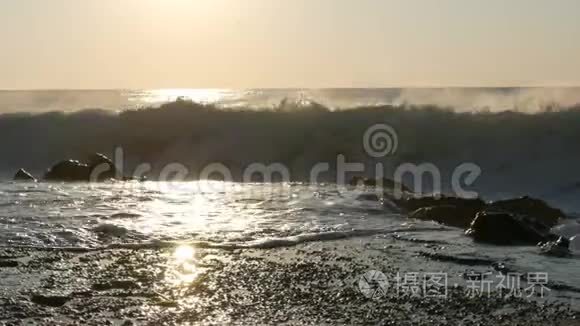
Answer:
[1,0,580,89]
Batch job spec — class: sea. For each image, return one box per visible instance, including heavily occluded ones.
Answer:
[1,88,580,316]
[1,88,580,113]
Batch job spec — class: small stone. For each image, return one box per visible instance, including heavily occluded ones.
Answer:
[31,294,71,307]
[0,260,18,267]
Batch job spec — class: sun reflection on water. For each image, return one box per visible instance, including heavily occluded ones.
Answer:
[167,244,202,286]
[174,244,195,262]
[137,89,232,105]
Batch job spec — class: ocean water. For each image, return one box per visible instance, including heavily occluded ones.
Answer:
[2,88,580,316]
[0,181,406,248]
[1,181,580,305]
[2,87,580,113]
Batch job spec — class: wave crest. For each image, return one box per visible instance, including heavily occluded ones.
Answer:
[2,100,580,210]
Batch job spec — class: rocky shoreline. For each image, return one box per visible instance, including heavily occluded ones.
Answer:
[1,237,579,325]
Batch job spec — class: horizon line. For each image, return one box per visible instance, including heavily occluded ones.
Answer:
[1,86,580,92]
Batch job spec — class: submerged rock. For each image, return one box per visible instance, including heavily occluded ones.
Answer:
[13,168,36,182]
[465,211,552,245]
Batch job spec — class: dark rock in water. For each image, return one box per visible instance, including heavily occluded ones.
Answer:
[409,205,481,229]
[465,211,550,245]
[31,294,71,307]
[92,224,129,238]
[110,212,142,219]
[349,176,412,193]
[44,160,91,181]
[394,195,485,213]
[0,260,19,267]
[395,195,566,246]
[539,236,572,257]
[87,153,114,167]
[13,168,36,182]
[556,236,571,248]
[487,196,564,228]
[87,153,120,180]
[44,153,122,182]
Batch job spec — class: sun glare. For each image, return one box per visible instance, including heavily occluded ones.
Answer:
[138,89,230,105]
[173,244,195,262]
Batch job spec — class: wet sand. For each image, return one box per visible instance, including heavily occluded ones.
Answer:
[1,238,579,325]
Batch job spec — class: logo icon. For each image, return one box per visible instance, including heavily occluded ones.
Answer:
[363,123,398,158]
[358,270,389,299]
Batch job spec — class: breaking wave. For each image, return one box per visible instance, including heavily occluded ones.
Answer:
[2,99,580,210]
[2,226,448,252]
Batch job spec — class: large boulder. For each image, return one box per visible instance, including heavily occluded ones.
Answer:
[487,196,564,227]
[44,153,121,182]
[465,211,554,245]
[13,168,37,182]
[408,205,481,229]
[396,195,485,228]
[393,194,567,247]
[44,160,91,181]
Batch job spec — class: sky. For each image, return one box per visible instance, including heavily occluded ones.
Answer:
[1,0,580,89]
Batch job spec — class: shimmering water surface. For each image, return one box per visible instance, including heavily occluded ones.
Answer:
[2,88,580,113]
[1,181,579,298]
